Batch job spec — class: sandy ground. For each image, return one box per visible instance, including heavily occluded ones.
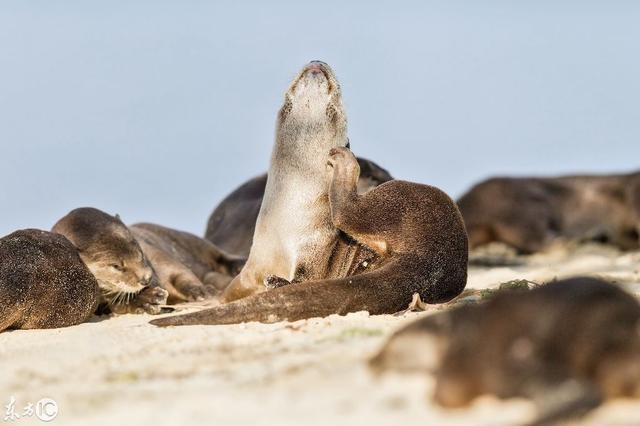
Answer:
[2,244,640,426]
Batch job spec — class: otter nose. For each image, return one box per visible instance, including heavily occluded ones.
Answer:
[306,61,326,75]
[141,274,153,286]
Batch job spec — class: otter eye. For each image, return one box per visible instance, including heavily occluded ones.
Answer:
[111,263,125,271]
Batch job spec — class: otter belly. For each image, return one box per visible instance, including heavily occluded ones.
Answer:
[250,185,337,282]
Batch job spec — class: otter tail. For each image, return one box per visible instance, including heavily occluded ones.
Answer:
[150,262,425,326]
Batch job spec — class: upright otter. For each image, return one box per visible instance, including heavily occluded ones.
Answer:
[371,277,640,425]
[151,146,468,326]
[458,172,640,253]
[204,157,393,258]
[129,223,244,304]
[0,229,100,332]
[218,61,353,302]
[52,208,167,314]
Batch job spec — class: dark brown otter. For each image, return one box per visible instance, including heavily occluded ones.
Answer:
[371,277,640,425]
[150,147,468,326]
[458,172,640,253]
[204,157,393,258]
[0,229,100,332]
[130,223,244,304]
[52,207,168,314]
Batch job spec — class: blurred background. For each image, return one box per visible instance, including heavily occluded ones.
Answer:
[1,0,639,237]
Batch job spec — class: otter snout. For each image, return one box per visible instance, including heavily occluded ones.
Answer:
[306,60,328,76]
[139,272,155,287]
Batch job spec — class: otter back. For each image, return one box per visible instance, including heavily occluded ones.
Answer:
[0,229,100,332]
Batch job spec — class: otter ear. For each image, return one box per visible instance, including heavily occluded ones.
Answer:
[115,214,122,221]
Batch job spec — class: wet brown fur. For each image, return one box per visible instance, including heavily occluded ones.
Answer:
[371,277,640,425]
[0,229,100,332]
[458,172,640,253]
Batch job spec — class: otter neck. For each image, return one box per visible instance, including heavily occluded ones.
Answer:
[271,119,347,176]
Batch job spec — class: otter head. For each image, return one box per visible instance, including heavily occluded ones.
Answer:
[276,61,348,156]
[52,208,155,304]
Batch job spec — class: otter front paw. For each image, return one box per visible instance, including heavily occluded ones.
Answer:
[264,275,292,289]
[137,286,169,314]
[327,146,352,166]
[327,147,359,182]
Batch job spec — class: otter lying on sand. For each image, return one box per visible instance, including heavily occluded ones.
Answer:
[130,223,244,304]
[0,229,100,332]
[371,277,640,425]
[53,208,242,308]
[53,208,168,314]
[204,157,393,258]
[458,172,640,253]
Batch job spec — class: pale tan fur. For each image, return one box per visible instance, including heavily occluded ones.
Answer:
[222,61,348,301]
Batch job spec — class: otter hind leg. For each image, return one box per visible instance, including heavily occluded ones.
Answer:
[171,272,210,302]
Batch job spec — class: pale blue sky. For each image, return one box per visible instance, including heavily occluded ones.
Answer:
[1,1,639,236]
